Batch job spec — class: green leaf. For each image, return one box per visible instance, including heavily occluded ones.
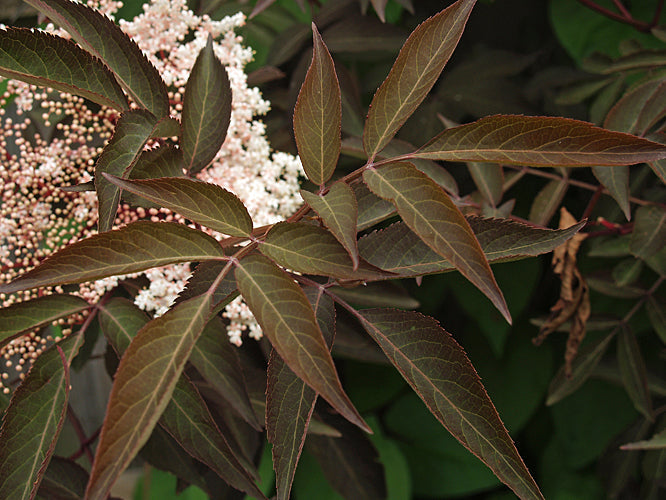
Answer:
[0,333,82,500]
[23,0,168,117]
[468,162,503,207]
[621,428,666,450]
[592,166,631,220]
[301,182,359,268]
[267,288,335,500]
[411,115,666,166]
[363,0,476,158]
[129,145,185,180]
[630,204,666,260]
[0,221,226,294]
[528,178,568,226]
[646,296,666,344]
[617,326,654,421]
[86,294,214,500]
[306,414,387,500]
[234,254,369,432]
[163,376,265,497]
[260,222,389,280]
[104,176,253,237]
[37,457,89,500]
[604,76,666,136]
[0,294,89,348]
[356,309,544,499]
[182,34,232,174]
[359,217,586,277]
[648,158,666,183]
[294,24,341,185]
[0,27,128,111]
[190,317,260,429]
[546,332,615,406]
[363,162,510,323]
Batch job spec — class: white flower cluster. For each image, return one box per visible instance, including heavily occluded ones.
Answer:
[0,0,304,349]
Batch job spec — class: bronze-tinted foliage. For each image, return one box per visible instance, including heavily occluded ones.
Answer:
[1,0,665,499]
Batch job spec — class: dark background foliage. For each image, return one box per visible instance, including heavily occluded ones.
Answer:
[2,0,664,498]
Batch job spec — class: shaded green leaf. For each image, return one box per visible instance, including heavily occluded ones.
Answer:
[267,288,335,500]
[260,222,389,280]
[363,0,476,158]
[37,456,89,500]
[331,280,419,309]
[592,166,631,220]
[546,332,615,406]
[605,76,666,136]
[612,258,643,287]
[359,217,585,276]
[646,296,666,344]
[122,145,185,208]
[95,109,165,231]
[307,413,387,500]
[294,24,341,185]
[0,27,128,111]
[87,294,213,499]
[630,204,666,260]
[301,182,359,268]
[411,115,666,166]
[621,428,666,450]
[182,34,232,174]
[357,309,544,499]
[0,294,89,348]
[190,317,260,429]
[363,162,510,323]
[0,221,227,295]
[583,49,666,75]
[234,254,369,432]
[468,162,503,207]
[23,0,168,117]
[587,272,646,298]
[648,158,666,183]
[617,326,654,421]
[104,175,253,237]
[528,178,568,226]
[323,16,406,54]
[0,333,82,500]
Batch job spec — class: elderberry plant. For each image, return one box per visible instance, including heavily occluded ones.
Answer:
[0,0,665,499]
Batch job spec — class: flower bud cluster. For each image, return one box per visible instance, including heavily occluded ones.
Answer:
[0,0,304,392]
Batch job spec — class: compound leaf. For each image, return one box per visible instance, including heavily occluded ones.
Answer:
[86,294,213,499]
[411,115,666,166]
[234,254,369,432]
[363,162,510,323]
[104,176,253,237]
[363,0,476,158]
[182,34,232,174]
[294,24,341,185]
[0,221,227,294]
[357,309,544,499]
[0,333,82,500]
[0,27,128,111]
[23,0,169,117]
